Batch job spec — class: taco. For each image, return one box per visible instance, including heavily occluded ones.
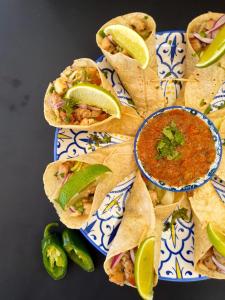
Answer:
[96,12,165,117]
[194,215,225,279]
[185,12,225,112]
[44,58,142,136]
[43,141,137,229]
[104,171,161,287]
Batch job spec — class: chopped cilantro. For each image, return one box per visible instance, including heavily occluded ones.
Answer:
[204,104,212,115]
[144,15,148,19]
[54,172,59,177]
[163,208,189,231]
[164,71,171,78]
[49,85,55,94]
[191,52,197,57]
[156,121,184,160]
[168,40,172,45]
[199,99,206,107]
[62,98,76,120]
[217,102,225,110]
[199,31,207,38]
[88,133,111,149]
[60,173,65,178]
[101,70,108,78]
[99,29,106,38]
[73,199,84,214]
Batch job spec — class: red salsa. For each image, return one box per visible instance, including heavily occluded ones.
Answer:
[137,109,216,186]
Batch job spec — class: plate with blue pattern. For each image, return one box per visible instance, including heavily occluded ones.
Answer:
[54,31,225,282]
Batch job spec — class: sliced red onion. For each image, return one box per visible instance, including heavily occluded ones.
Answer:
[87,105,102,111]
[62,173,70,185]
[69,206,76,213]
[111,253,124,269]
[193,33,213,44]
[130,249,135,264]
[77,104,88,109]
[212,256,225,274]
[206,15,225,34]
[211,29,219,39]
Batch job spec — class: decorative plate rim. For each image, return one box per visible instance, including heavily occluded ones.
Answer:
[134,105,223,192]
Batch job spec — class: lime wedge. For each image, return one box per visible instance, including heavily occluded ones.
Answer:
[58,164,111,209]
[104,24,149,69]
[196,25,225,68]
[135,237,155,300]
[207,223,225,257]
[65,83,121,118]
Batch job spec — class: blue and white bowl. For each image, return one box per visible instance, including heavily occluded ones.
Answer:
[134,106,222,192]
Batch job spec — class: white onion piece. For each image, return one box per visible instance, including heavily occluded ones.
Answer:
[130,249,135,264]
[111,253,124,269]
[193,33,213,44]
[212,256,225,274]
[206,15,225,34]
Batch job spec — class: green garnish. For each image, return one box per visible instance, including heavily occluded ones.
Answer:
[192,53,197,57]
[164,71,171,78]
[62,98,76,121]
[99,29,106,38]
[101,70,108,78]
[222,139,225,146]
[163,208,189,231]
[88,133,111,149]
[168,40,172,45]
[217,102,225,110]
[200,99,206,107]
[199,31,207,38]
[60,173,65,178]
[204,104,212,115]
[73,199,84,214]
[49,86,55,94]
[156,121,184,160]
[144,15,148,19]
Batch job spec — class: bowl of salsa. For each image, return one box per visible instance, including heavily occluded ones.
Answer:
[134,106,222,192]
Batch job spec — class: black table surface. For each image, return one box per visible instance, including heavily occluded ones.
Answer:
[1,1,225,299]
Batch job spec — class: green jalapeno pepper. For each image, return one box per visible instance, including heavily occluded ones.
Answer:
[62,229,94,272]
[41,222,68,280]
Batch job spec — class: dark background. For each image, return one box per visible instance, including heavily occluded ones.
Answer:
[0,0,225,299]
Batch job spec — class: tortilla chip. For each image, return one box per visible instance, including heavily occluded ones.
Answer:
[43,141,137,229]
[96,12,165,118]
[189,181,225,229]
[44,58,142,136]
[194,215,225,279]
[104,171,160,287]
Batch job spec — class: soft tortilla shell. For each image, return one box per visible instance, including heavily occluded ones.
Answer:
[190,181,225,229]
[104,171,160,286]
[44,58,142,136]
[96,12,165,117]
[43,141,137,229]
[194,215,225,279]
[185,12,225,111]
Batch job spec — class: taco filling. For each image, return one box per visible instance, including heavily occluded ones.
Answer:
[99,15,151,55]
[199,247,225,274]
[108,250,136,286]
[46,65,109,125]
[54,162,110,217]
[189,14,225,56]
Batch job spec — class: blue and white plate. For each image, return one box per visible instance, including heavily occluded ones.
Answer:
[54,31,225,282]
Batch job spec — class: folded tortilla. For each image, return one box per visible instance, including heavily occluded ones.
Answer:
[44,58,142,136]
[43,141,137,229]
[194,215,225,279]
[189,181,225,229]
[104,171,160,287]
[96,12,165,118]
[185,12,225,111]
